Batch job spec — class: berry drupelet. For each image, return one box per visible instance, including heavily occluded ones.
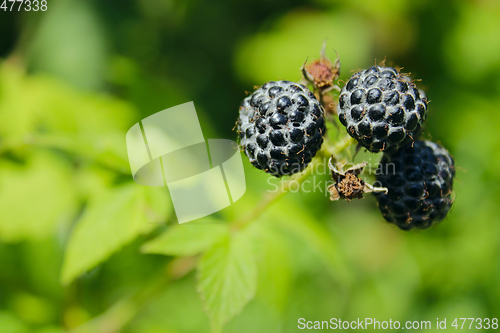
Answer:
[237,80,326,177]
[338,66,428,153]
[375,140,455,230]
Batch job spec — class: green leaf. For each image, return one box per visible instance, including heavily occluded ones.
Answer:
[141,220,229,256]
[0,311,29,333]
[0,63,136,173]
[28,0,107,89]
[35,327,65,333]
[234,11,373,85]
[60,184,170,285]
[10,293,56,325]
[197,230,257,333]
[268,198,350,286]
[0,151,77,242]
[0,65,40,141]
[253,225,292,315]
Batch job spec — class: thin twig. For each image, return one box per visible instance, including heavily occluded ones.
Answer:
[232,134,355,230]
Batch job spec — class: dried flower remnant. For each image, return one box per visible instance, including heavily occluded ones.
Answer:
[327,157,387,201]
[302,41,341,94]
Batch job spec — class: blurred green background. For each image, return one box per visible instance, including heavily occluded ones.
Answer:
[1,0,500,332]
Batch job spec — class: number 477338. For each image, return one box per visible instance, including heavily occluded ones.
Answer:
[451,318,499,330]
[0,0,47,11]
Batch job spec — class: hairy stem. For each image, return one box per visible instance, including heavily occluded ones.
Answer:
[231,159,316,230]
[320,135,356,160]
[232,134,355,230]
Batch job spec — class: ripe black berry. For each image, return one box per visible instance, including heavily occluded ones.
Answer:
[237,81,326,177]
[375,140,455,230]
[338,66,428,153]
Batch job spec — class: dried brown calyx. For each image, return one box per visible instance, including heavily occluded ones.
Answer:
[301,41,341,95]
[327,157,388,202]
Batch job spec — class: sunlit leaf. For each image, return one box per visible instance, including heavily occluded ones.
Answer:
[252,224,292,315]
[27,0,107,89]
[142,221,229,256]
[35,327,66,333]
[60,184,170,285]
[0,311,29,333]
[0,63,136,172]
[445,3,500,81]
[267,198,350,286]
[0,151,77,242]
[11,293,56,325]
[235,10,373,85]
[197,230,257,333]
[0,65,42,142]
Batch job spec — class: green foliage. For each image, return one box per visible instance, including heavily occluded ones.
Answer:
[267,198,349,286]
[0,151,76,242]
[197,230,257,333]
[253,225,293,315]
[28,0,107,89]
[235,11,373,85]
[61,184,170,285]
[1,0,500,332]
[10,293,56,325]
[444,2,500,82]
[142,221,229,256]
[0,311,29,333]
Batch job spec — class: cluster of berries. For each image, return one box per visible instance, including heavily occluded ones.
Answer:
[236,50,455,231]
[338,66,454,230]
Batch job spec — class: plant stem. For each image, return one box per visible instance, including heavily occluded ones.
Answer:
[71,134,356,333]
[231,159,316,230]
[232,134,355,230]
[320,135,356,159]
